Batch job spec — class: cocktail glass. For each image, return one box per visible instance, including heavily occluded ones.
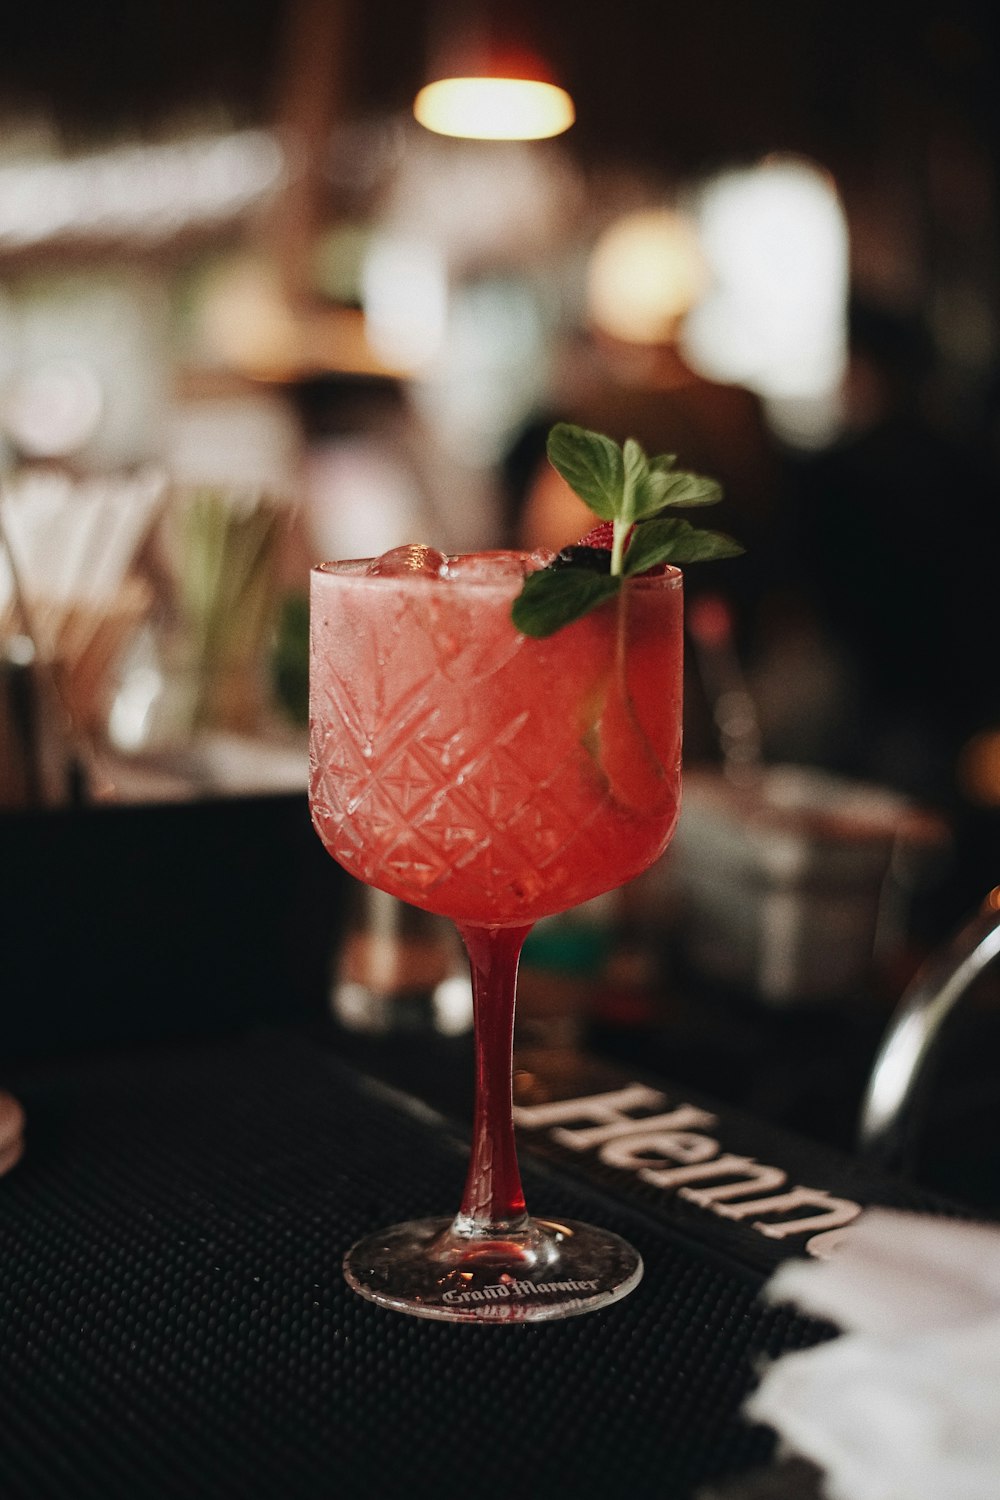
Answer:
[309,550,683,1322]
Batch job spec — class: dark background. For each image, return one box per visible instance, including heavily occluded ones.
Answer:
[1,0,998,176]
[3,0,998,361]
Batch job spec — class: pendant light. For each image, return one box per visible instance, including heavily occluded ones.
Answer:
[413,3,575,142]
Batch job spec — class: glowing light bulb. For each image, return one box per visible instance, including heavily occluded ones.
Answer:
[414,77,575,141]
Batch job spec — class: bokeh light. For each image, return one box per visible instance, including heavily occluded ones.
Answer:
[414,78,574,141]
[586,208,709,344]
[683,156,849,444]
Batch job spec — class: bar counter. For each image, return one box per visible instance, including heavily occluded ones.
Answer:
[1,1016,975,1500]
[1,793,993,1499]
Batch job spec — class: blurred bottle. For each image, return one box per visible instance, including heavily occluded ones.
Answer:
[331,881,472,1036]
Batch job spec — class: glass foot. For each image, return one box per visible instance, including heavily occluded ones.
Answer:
[343,1215,643,1323]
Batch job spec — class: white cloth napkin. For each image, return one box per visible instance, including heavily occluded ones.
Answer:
[746,1208,1000,1500]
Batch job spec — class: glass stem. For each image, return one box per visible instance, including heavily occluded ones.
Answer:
[453,922,533,1237]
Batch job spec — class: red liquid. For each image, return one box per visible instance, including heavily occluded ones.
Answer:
[456,922,531,1229]
[309,558,683,927]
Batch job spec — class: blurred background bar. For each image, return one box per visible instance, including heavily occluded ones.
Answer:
[1,0,999,1202]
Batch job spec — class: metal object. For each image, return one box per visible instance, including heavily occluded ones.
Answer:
[331,883,472,1036]
[858,894,1000,1170]
[671,765,937,1007]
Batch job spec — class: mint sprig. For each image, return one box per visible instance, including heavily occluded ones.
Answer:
[511,567,621,640]
[512,423,742,638]
[622,515,742,574]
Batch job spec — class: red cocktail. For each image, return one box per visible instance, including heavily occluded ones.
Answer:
[310,545,683,1320]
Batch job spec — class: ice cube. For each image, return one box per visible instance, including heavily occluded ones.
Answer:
[442,549,554,581]
[366,544,448,577]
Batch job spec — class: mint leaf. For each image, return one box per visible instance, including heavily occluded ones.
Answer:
[632,465,682,519]
[623,516,744,575]
[632,458,720,519]
[511,567,621,638]
[621,438,647,523]
[547,423,623,520]
[653,470,723,507]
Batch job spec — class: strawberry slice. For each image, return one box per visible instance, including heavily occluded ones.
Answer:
[577,521,618,550]
[576,521,670,575]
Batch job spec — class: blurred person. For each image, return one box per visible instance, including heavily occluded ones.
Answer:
[500,321,785,764]
[787,300,998,791]
[783,298,1000,926]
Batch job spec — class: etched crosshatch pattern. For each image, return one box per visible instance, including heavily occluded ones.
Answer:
[309,562,683,928]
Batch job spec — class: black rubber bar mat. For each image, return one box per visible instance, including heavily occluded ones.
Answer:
[0,1030,941,1500]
